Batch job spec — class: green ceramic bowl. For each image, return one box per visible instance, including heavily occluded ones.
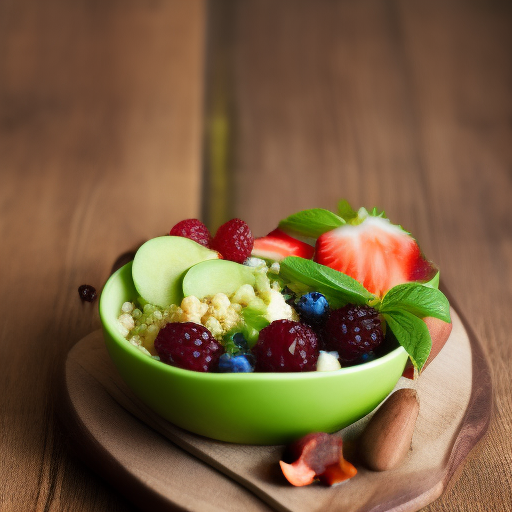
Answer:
[100,262,408,445]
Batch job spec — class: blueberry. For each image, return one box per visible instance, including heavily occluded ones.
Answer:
[342,351,378,367]
[242,353,256,367]
[295,292,330,325]
[281,286,297,307]
[231,355,255,372]
[233,332,249,351]
[360,351,376,363]
[223,331,249,356]
[218,353,254,373]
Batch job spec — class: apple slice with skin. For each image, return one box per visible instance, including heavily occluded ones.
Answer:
[132,236,220,307]
[182,259,256,300]
[402,317,453,379]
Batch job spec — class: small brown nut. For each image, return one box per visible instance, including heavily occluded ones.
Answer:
[359,388,419,471]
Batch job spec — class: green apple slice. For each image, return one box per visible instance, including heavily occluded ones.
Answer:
[182,259,256,299]
[132,236,220,307]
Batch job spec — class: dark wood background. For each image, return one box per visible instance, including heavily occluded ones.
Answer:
[1,0,511,510]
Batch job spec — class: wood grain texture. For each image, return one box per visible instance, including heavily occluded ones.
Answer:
[0,0,205,510]
[226,1,512,510]
[1,0,511,510]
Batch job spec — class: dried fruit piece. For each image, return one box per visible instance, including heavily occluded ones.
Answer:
[253,320,319,372]
[359,388,419,471]
[212,218,254,263]
[78,284,97,302]
[154,322,222,372]
[280,432,357,486]
[170,219,212,247]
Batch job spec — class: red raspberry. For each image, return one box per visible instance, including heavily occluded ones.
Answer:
[154,322,222,372]
[323,305,384,363]
[253,320,319,372]
[211,219,254,263]
[170,219,211,247]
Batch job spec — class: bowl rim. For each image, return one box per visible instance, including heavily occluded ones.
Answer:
[100,261,408,382]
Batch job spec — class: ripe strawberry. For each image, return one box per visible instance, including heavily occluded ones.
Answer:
[212,218,254,263]
[170,219,211,247]
[314,213,435,297]
[253,320,319,372]
[252,229,315,261]
[154,322,222,372]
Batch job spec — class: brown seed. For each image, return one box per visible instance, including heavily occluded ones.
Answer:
[359,388,420,471]
[78,284,97,302]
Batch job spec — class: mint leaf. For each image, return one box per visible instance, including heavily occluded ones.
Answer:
[280,257,375,306]
[383,310,432,370]
[278,208,345,238]
[379,283,451,323]
[337,200,358,221]
[422,271,440,289]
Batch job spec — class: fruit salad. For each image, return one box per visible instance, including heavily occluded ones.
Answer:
[117,200,451,376]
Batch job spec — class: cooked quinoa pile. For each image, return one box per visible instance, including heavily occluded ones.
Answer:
[117,259,298,359]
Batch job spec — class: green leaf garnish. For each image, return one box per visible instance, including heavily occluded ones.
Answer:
[278,208,345,238]
[280,257,374,307]
[278,256,450,372]
[379,282,451,323]
[422,271,440,289]
[337,199,358,221]
[382,310,432,370]
[274,200,451,373]
[369,206,386,218]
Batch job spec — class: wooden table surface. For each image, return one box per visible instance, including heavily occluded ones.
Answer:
[1,0,510,510]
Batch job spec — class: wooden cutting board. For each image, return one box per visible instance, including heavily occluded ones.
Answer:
[60,305,492,512]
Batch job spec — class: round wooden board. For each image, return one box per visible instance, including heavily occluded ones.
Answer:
[59,305,492,512]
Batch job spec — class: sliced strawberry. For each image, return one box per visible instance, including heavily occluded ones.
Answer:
[314,215,435,297]
[252,229,315,261]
